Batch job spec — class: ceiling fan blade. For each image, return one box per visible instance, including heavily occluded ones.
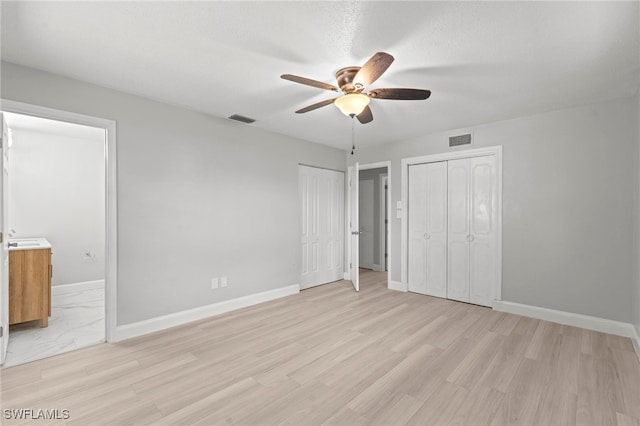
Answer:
[281,74,340,92]
[295,98,337,114]
[353,52,395,87]
[369,88,431,100]
[356,105,373,124]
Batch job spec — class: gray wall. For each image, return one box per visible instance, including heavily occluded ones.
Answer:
[359,167,387,268]
[349,97,636,323]
[1,62,346,325]
[9,128,105,286]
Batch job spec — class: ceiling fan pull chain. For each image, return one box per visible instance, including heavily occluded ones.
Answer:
[350,115,356,155]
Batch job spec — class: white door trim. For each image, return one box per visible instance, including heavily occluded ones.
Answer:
[400,146,502,301]
[352,161,392,287]
[0,99,118,343]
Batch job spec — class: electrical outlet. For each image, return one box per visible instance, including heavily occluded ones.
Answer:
[220,276,228,287]
[211,277,219,289]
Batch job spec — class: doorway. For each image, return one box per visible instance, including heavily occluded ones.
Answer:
[0,101,117,367]
[348,161,391,292]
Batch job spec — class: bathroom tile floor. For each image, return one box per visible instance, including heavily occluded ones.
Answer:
[3,283,105,367]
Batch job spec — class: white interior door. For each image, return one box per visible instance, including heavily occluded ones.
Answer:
[0,114,9,365]
[408,164,428,294]
[469,155,497,306]
[348,165,359,291]
[425,162,448,298]
[447,158,471,303]
[300,166,320,288]
[299,166,344,289]
[322,169,344,285]
[408,162,447,298]
[358,179,374,270]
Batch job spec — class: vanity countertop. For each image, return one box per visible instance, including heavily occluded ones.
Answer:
[8,238,52,251]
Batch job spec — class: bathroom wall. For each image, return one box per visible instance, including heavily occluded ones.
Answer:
[1,61,346,325]
[8,125,105,286]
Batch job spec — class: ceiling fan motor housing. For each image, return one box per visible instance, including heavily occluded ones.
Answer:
[335,67,363,93]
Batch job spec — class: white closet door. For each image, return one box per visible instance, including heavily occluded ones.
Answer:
[425,162,448,298]
[300,166,344,289]
[300,167,320,288]
[408,164,428,294]
[408,162,447,297]
[447,158,471,303]
[322,169,344,284]
[469,156,497,306]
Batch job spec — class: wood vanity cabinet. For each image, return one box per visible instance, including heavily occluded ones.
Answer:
[9,248,52,327]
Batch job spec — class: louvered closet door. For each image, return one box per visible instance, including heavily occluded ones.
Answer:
[408,162,447,297]
[299,166,344,289]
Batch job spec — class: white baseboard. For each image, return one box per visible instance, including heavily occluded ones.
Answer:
[493,300,637,340]
[388,280,407,292]
[52,280,105,296]
[372,264,383,272]
[113,284,300,342]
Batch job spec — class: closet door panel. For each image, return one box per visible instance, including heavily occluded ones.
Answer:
[300,168,320,288]
[470,241,494,306]
[447,159,470,302]
[469,156,497,306]
[425,162,447,298]
[324,169,344,283]
[408,164,428,294]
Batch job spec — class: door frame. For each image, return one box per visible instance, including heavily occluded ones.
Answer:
[347,161,392,288]
[379,174,388,272]
[0,99,118,344]
[400,146,502,302]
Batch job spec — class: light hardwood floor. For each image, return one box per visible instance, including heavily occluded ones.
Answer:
[2,270,639,425]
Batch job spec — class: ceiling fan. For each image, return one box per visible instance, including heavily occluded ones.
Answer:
[281,52,431,124]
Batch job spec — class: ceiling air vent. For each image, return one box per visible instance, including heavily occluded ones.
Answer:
[449,133,472,147]
[228,114,256,124]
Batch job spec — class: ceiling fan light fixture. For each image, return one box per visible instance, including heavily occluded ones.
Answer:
[334,93,370,116]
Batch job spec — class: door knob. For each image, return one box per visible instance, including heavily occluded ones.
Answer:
[424,233,431,240]
[467,234,475,242]
[352,231,362,235]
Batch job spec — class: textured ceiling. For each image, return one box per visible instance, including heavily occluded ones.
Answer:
[1,1,638,151]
